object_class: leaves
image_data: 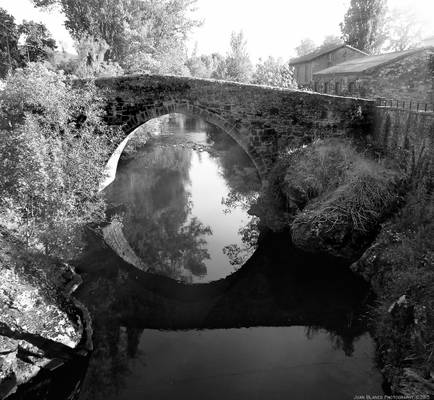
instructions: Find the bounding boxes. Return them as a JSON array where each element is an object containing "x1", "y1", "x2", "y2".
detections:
[
  {"x1": 0, "y1": 63, "x2": 120, "y2": 259},
  {"x1": 251, "y1": 57, "x2": 297, "y2": 89},
  {"x1": 340, "y1": 0, "x2": 388, "y2": 54}
]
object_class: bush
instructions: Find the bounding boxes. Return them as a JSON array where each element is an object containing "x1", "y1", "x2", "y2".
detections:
[
  {"x1": 370, "y1": 177, "x2": 434, "y2": 390},
  {"x1": 0, "y1": 63, "x2": 120, "y2": 259}
]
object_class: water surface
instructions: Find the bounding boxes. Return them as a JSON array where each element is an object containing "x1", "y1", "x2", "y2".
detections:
[
  {"x1": 73, "y1": 114, "x2": 384, "y2": 400},
  {"x1": 104, "y1": 114, "x2": 260, "y2": 283}
]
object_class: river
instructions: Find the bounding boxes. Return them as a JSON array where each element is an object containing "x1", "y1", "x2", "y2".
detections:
[{"x1": 72, "y1": 114, "x2": 385, "y2": 400}]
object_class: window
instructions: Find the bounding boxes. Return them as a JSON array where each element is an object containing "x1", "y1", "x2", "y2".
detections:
[
  {"x1": 348, "y1": 81, "x2": 355, "y2": 94},
  {"x1": 314, "y1": 81, "x2": 319, "y2": 92},
  {"x1": 335, "y1": 81, "x2": 340, "y2": 95},
  {"x1": 324, "y1": 82, "x2": 329, "y2": 93}
]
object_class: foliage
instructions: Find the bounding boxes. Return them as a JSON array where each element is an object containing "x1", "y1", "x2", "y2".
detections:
[
  {"x1": 33, "y1": 0, "x2": 201, "y2": 70},
  {"x1": 0, "y1": 7, "x2": 22, "y2": 78},
  {"x1": 0, "y1": 63, "x2": 120, "y2": 259},
  {"x1": 383, "y1": 7, "x2": 423, "y2": 52},
  {"x1": 293, "y1": 160, "x2": 398, "y2": 239},
  {"x1": 72, "y1": 35, "x2": 124, "y2": 78},
  {"x1": 256, "y1": 139, "x2": 400, "y2": 234},
  {"x1": 369, "y1": 167, "x2": 433, "y2": 389},
  {"x1": 251, "y1": 56, "x2": 297, "y2": 88},
  {"x1": 212, "y1": 31, "x2": 253, "y2": 83},
  {"x1": 340, "y1": 0, "x2": 388, "y2": 53},
  {"x1": 294, "y1": 38, "x2": 316, "y2": 57},
  {"x1": 186, "y1": 50, "x2": 224, "y2": 79},
  {"x1": 123, "y1": 39, "x2": 189, "y2": 76},
  {"x1": 18, "y1": 20, "x2": 57, "y2": 63},
  {"x1": 321, "y1": 35, "x2": 342, "y2": 47}
]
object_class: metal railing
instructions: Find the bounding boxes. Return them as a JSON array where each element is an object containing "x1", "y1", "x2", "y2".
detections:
[{"x1": 375, "y1": 97, "x2": 434, "y2": 112}]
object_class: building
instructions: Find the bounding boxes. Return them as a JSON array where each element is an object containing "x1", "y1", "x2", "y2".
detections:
[
  {"x1": 289, "y1": 44, "x2": 367, "y2": 86},
  {"x1": 312, "y1": 47, "x2": 434, "y2": 104},
  {"x1": 421, "y1": 36, "x2": 434, "y2": 47}
]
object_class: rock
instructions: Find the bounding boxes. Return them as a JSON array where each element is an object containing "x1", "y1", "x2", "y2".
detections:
[
  {"x1": 0, "y1": 337, "x2": 18, "y2": 355},
  {"x1": 0, "y1": 227, "x2": 91, "y2": 395}
]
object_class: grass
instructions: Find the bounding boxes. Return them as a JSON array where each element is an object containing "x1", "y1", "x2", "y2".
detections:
[{"x1": 255, "y1": 138, "x2": 401, "y2": 259}]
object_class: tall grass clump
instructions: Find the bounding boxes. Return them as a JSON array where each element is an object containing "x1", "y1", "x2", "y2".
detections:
[{"x1": 255, "y1": 138, "x2": 401, "y2": 244}]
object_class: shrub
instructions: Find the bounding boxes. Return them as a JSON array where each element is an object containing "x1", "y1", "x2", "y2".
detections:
[{"x1": 0, "y1": 63, "x2": 120, "y2": 259}]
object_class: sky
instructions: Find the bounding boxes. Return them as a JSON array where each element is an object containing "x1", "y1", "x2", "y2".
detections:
[{"x1": 1, "y1": 0, "x2": 433, "y2": 61}]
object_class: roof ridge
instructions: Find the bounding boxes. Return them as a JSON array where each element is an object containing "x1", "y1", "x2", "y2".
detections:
[
  {"x1": 289, "y1": 43, "x2": 366, "y2": 65},
  {"x1": 313, "y1": 47, "x2": 430, "y2": 76}
]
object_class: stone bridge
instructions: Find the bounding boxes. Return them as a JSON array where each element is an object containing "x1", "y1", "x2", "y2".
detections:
[{"x1": 94, "y1": 74, "x2": 375, "y2": 177}]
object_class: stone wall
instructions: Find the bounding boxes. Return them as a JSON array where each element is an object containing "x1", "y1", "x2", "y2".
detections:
[
  {"x1": 313, "y1": 48, "x2": 434, "y2": 103},
  {"x1": 94, "y1": 74, "x2": 374, "y2": 177},
  {"x1": 371, "y1": 107, "x2": 434, "y2": 169}
]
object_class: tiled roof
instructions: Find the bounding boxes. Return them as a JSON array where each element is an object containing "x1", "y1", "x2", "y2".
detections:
[
  {"x1": 313, "y1": 48, "x2": 426, "y2": 75},
  {"x1": 289, "y1": 44, "x2": 367, "y2": 65}
]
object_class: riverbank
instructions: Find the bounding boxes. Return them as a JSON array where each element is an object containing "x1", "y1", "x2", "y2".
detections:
[
  {"x1": 252, "y1": 137, "x2": 433, "y2": 395},
  {"x1": 0, "y1": 226, "x2": 92, "y2": 399},
  {"x1": 352, "y1": 177, "x2": 434, "y2": 395}
]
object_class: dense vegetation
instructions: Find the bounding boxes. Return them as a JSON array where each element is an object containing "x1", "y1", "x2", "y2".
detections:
[
  {"x1": 254, "y1": 139, "x2": 401, "y2": 259},
  {"x1": 0, "y1": 63, "x2": 120, "y2": 259},
  {"x1": 352, "y1": 149, "x2": 434, "y2": 393}
]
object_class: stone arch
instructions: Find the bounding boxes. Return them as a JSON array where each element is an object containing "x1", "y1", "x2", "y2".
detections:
[{"x1": 122, "y1": 100, "x2": 266, "y2": 180}]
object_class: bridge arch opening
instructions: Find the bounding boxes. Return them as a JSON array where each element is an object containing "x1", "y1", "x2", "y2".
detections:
[
  {"x1": 100, "y1": 102, "x2": 264, "y2": 191},
  {"x1": 124, "y1": 102, "x2": 264, "y2": 177},
  {"x1": 100, "y1": 109, "x2": 263, "y2": 284}
]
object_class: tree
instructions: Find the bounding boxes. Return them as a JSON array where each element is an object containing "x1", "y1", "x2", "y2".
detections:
[
  {"x1": 32, "y1": 0, "x2": 201, "y2": 67},
  {"x1": 72, "y1": 35, "x2": 124, "y2": 78},
  {"x1": 384, "y1": 7, "x2": 423, "y2": 52},
  {"x1": 213, "y1": 31, "x2": 252, "y2": 83},
  {"x1": 186, "y1": 46, "x2": 224, "y2": 78},
  {"x1": 0, "y1": 63, "x2": 121, "y2": 258},
  {"x1": 295, "y1": 38, "x2": 316, "y2": 57},
  {"x1": 340, "y1": 0, "x2": 388, "y2": 54},
  {"x1": 321, "y1": 35, "x2": 342, "y2": 47},
  {"x1": 251, "y1": 57, "x2": 297, "y2": 88},
  {"x1": 18, "y1": 20, "x2": 57, "y2": 63},
  {"x1": 0, "y1": 8, "x2": 22, "y2": 78}
]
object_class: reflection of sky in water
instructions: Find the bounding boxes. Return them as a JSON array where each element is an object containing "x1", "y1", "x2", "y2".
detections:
[
  {"x1": 104, "y1": 114, "x2": 259, "y2": 283},
  {"x1": 106, "y1": 327, "x2": 383, "y2": 400},
  {"x1": 187, "y1": 151, "x2": 252, "y2": 282}
]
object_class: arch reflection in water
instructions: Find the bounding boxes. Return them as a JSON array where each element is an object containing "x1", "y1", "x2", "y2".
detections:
[
  {"x1": 75, "y1": 229, "x2": 384, "y2": 400},
  {"x1": 103, "y1": 113, "x2": 261, "y2": 283}
]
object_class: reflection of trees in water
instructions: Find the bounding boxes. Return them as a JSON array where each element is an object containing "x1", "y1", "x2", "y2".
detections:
[
  {"x1": 204, "y1": 124, "x2": 262, "y2": 268},
  {"x1": 77, "y1": 225, "x2": 374, "y2": 400},
  {"x1": 107, "y1": 144, "x2": 212, "y2": 282},
  {"x1": 305, "y1": 326, "x2": 356, "y2": 357},
  {"x1": 79, "y1": 321, "x2": 145, "y2": 400}
]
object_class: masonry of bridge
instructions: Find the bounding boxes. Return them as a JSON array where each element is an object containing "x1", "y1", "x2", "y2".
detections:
[{"x1": 94, "y1": 74, "x2": 375, "y2": 177}]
